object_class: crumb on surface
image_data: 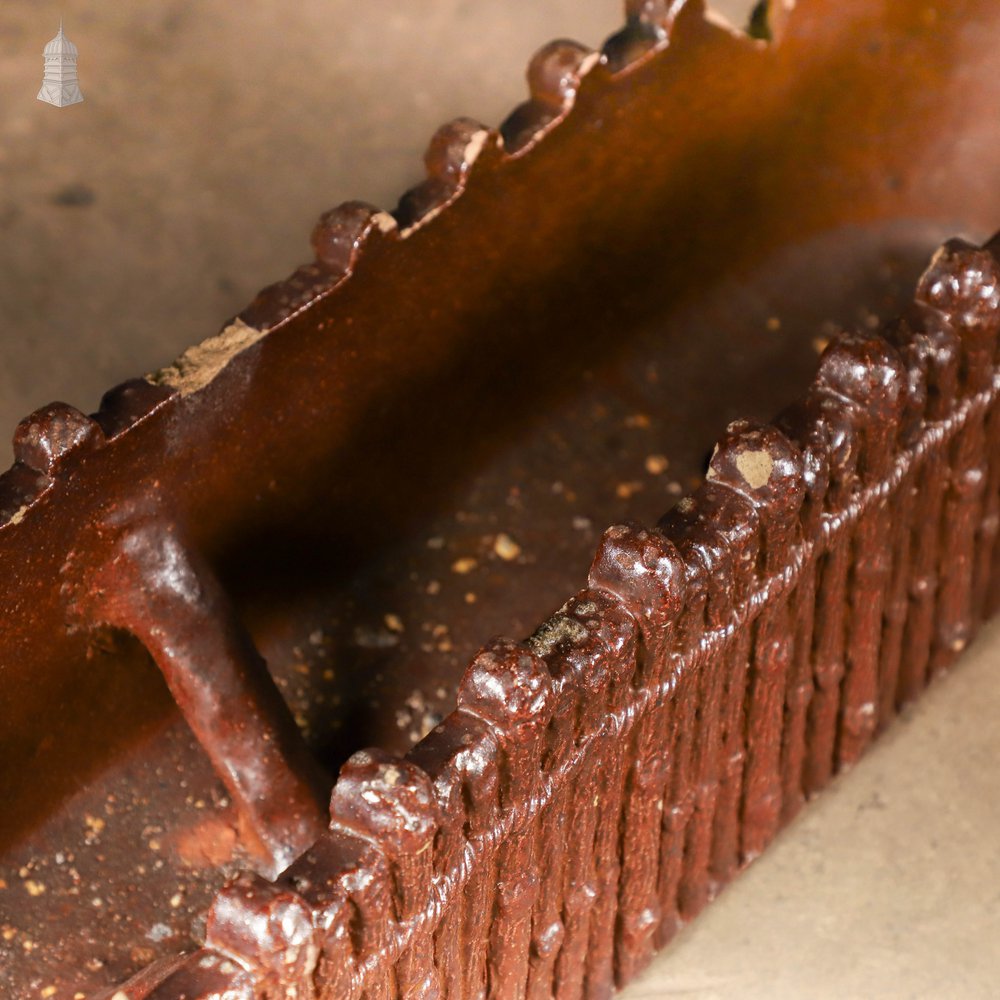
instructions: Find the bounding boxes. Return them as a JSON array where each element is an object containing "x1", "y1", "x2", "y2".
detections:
[
  {"x1": 624, "y1": 413, "x2": 650, "y2": 428},
  {"x1": 616, "y1": 481, "x2": 643, "y2": 499},
  {"x1": 493, "y1": 533, "x2": 521, "y2": 561}
]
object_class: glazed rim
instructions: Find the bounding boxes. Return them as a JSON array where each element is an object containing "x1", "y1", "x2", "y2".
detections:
[
  {"x1": 0, "y1": 0, "x2": 771, "y2": 532},
  {"x1": 2, "y1": 0, "x2": 998, "y2": 996}
]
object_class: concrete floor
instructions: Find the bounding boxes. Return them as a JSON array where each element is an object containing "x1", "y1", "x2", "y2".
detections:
[{"x1": 1, "y1": 2, "x2": 998, "y2": 997}]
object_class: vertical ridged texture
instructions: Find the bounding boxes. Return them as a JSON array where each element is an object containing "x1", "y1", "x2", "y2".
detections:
[
  {"x1": 458, "y1": 639, "x2": 555, "y2": 999},
  {"x1": 874, "y1": 317, "x2": 929, "y2": 731},
  {"x1": 136, "y1": 231, "x2": 1000, "y2": 1000},
  {"x1": 330, "y1": 750, "x2": 441, "y2": 999},
  {"x1": 822, "y1": 334, "x2": 907, "y2": 770},
  {"x1": 406, "y1": 710, "x2": 500, "y2": 999},
  {"x1": 973, "y1": 238, "x2": 1000, "y2": 619},
  {"x1": 658, "y1": 482, "x2": 757, "y2": 918},
  {"x1": 920, "y1": 242, "x2": 1000, "y2": 673},
  {"x1": 894, "y1": 295, "x2": 962, "y2": 704},
  {"x1": 798, "y1": 362, "x2": 862, "y2": 794},
  {"x1": 521, "y1": 593, "x2": 606, "y2": 1000},
  {"x1": 704, "y1": 422, "x2": 804, "y2": 859},
  {"x1": 547, "y1": 593, "x2": 637, "y2": 1000},
  {"x1": 774, "y1": 396, "x2": 829, "y2": 824},
  {"x1": 589, "y1": 524, "x2": 684, "y2": 982}
]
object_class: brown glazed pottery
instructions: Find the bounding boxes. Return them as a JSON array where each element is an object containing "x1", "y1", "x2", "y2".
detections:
[{"x1": 3, "y1": 0, "x2": 1000, "y2": 997}]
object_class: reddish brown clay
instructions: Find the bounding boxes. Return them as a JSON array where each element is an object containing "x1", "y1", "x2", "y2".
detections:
[{"x1": 5, "y1": 0, "x2": 1000, "y2": 997}]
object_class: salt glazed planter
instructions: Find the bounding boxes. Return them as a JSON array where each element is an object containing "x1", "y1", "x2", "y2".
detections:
[{"x1": 3, "y1": 0, "x2": 1000, "y2": 997}]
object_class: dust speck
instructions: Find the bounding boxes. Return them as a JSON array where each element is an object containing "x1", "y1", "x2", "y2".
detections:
[
  {"x1": 616, "y1": 481, "x2": 643, "y2": 499},
  {"x1": 493, "y1": 533, "x2": 521, "y2": 561}
]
